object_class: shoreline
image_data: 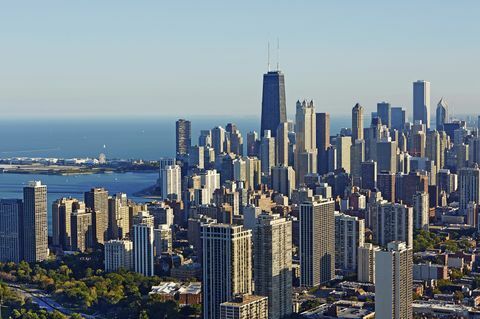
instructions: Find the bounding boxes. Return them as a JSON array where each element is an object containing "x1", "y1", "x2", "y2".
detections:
[{"x1": 0, "y1": 167, "x2": 158, "y2": 176}]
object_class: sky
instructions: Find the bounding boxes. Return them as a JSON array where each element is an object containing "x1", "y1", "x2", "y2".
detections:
[{"x1": 1, "y1": 1, "x2": 479, "y2": 119}]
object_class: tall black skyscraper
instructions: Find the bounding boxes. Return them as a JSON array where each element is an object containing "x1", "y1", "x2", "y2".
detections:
[
  {"x1": 316, "y1": 112, "x2": 330, "y2": 175},
  {"x1": 261, "y1": 71, "x2": 286, "y2": 138},
  {"x1": 176, "y1": 119, "x2": 191, "y2": 156}
]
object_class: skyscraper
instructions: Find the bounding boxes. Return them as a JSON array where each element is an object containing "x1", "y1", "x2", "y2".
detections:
[
  {"x1": 299, "y1": 198, "x2": 335, "y2": 287},
  {"x1": 176, "y1": 119, "x2": 191, "y2": 156},
  {"x1": 202, "y1": 224, "x2": 253, "y2": 319},
  {"x1": 351, "y1": 103, "x2": 364, "y2": 142},
  {"x1": 295, "y1": 100, "x2": 317, "y2": 183},
  {"x1": 413, "y1": 192, "x2": 429, "y2": 231},
  {"x1": 316, "y1": 112, "x2": 331, "y2": 174},
  {"x1": 468, "y1": 137, "x2": 480, "y2": 166},
  {"x1": 133, "y1": 212, "x2": 155, "y2": 276},
  {"x1": 377, "y1": 171, "x2": 396, "y2": 203},
  {"x1": 336, "y1": 136, "x2": 352, "y2": 174},
  {"x1": 391, "y1": 107, "x2": 406, "y2": 130},
  {"x1": 371, "y1": 202, "x2": 413, "y2": 249},
  {"x1": 413, "y1": 80, "x2": 431, "y2": 129},
  {"x1": 334, "y1": 212, "x2": 365, "y2": 271},
  {"x1": 108, "y1": 193, "x2": 130, "y2": 240},
  {"x1": 375, "y1": 241, "x2": 413, "y2": 319},
  {"x1": 426, "y1": 130, "x2": 441, "y2": 172},
  {"x1": 71, "y1": 207, "x2": 93, "y2": 252},
  {"x1": 23, "y1": 181, "x2": 48, "y2": 262},
  {"x1": 161, "y1": 165, "x2": 182, "y2": 200},
  {"x1": 52, "y1": 197, "x2": 79, "y2": 249},
  {"x1": 458, "y1": 165, "x2": 480, "y2": 213},
  {"x1": 377, "y1": 101, "x2": 392, "y2": 128},
  {"x1": 271, "y1": 165, "x2": 296, "y2": 197},
  {"x1": 261, "y1": 70, "x2": 286, "y2": 138},
  {"x1": 260, "y1": 130, "x2": 275, "y2": 176},
  {"x1": 85, "y1": 187, "x2": 109, "y2": 246},
  {"x1": 0, "y1": 199, "x2": 23, "y2": 263},
  {"x1": 276, "y1": 122, "x2": 289, "y2": 166},
  {"x1": 376, "y1": 140, "x2": 397, "y2": 174},
  {"x1": 357, "y1": 243, "x2": 380, "y2": 284},
  {"x1": 253, "y1": 214, "x2": 292, "y2": 319},
  {"x1": 105, "y1": 239, "x2": 133, "y2": 272},
  {"x1": 350, "y1": 139, "x2": 365, "y2": 183},
  {"x1": 361, "y1": 160, "x2": 377, "y2": 190},
  {"x1": 247, "y1": 131, "x2": 260, "y2": 157},
  {"x1": 154, "y1": 225, "x2": 172, "y2": 255},
  {"x1": 436, "y1": 98, "x2": 448, "y2": 131},
  {"x1": 212, "y1": 126, "x2": 226, "y2": 155}
]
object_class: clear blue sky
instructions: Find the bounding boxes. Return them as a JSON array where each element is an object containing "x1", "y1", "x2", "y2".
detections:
[{"x1": 1, "y1": 1, "x2": 479, "y2": 118}]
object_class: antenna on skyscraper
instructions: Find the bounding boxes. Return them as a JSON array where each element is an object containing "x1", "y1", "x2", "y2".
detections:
[
  {"x1": 276, "y1": 38, "x2": 280, "y2": 70},
  {"x1": 267, "y1": 41, "x2": 271, "y2": 71}
]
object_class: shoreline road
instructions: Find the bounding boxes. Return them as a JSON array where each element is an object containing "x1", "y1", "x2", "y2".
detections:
[{"x1": 7, "y1": 283, "x2": 98, "y2": 319}]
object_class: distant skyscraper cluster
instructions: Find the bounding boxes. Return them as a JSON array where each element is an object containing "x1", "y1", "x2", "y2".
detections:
[{"x1": 2, "y1": 64, "x2": 480, "y2": 319}]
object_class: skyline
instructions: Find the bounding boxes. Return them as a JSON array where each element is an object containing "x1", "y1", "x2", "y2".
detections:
[{"x1": 1, "y1": 1, "x2": 480, "y2": 117}]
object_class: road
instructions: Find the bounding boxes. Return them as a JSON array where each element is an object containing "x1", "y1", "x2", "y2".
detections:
[{"x1": 7, "y1": 283, "x2": 98, "y2": 319}]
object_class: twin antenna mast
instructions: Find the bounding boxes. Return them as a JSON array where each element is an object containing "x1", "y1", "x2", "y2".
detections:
[{"x1": 267, "y1": 38, "x2": 280, "y2": 71}]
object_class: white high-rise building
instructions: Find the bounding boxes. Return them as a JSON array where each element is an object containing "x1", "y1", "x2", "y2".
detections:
[
  {"x1": 158, "y1": 157, "x2": 176, "y2": 190},
  {"x1": 375, "y1": 241, "x2": 413, "y2": 319},
  {"x1": 294, "y1": 100, "x2": 317, "y2": 184},
  {"x1": 336, "y1": 136, "x2": 352, "y2": 174},
  {"x1": 413, "y1": 192, "x2": 429, "y2": 231},
  {"x1": 458, "y1": 165, "x2": 480, "y2": 213},
  {"x1": 161, "y1": 165, "x2": 181, "y2": 200},
  {"x1": 212, "y1": 126, "x2": 226, "y2": 155},
  {"x1": 202, "y1": 224, "x2": 252, "y2": 319},
  {"x1": 299, "y1": 197, "x2": 335, "y2": 287},
  {"x1": 108, "y1": 193, "x2": 130, "y2": 240},
  {"x1": 245, "y1": 157, "x2": 262, "y2": 190},
  {"x1": 260, "y1": 130, "x2": 275, "y2": 176},
  {"x1": 371, "y1": 202, "x2": 413, "y2": 249},
  {"x1": 233, "y1": 158, "x2": 247, "y2": 183},
  {"x1": 253, "y1": 214, "x2": 292, "y2": 319},
  {"x1": 104, "y1": 239, "x2": 133, "y2": 272},
  {"x1": 334, "y1": 212, "x2": 365, "y2": 271},
  {"x1": 413, "y1": 80, "x2": 431, "y2": 129},
  {"x1": 201, "y1": 169, "x2": 221, "y2": 200},
  {"x1": 133, "y1": 213, "x2": 154, "y2": 276},
  {"x1": 276, "y1": 122, "x2": 289, "y2": 166},
  {"x1": 351, "y1": 103, "x2": 364, "y2": 142},
  {"x1": 426, "y1": 130, "x2": 441, "y2": 174},
  {"x1": 357, "y1": 243, "x2": 380, "y2": 283},
  {"x1": 23, "y1": 181, "x2": 48, "y2": 262}
]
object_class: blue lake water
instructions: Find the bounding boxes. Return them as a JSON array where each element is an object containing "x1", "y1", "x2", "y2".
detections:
[
  {"x1": 0, "y1": 172, "x2": 159, "y2": 235},
  {"x1": 0, "y1": 116, "x2": 353, "y2": 160}
]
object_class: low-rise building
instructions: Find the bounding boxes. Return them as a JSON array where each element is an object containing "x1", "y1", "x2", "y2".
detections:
[
  {"x1": 413, "y1": 262, "x2": 449, "y2": 281},
  {"x1": 220, "y1": 294, "x2": 268, "y2": 319},
  {"x1": 149, "y1": 282, "x2": 201, "y2": 306}
]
